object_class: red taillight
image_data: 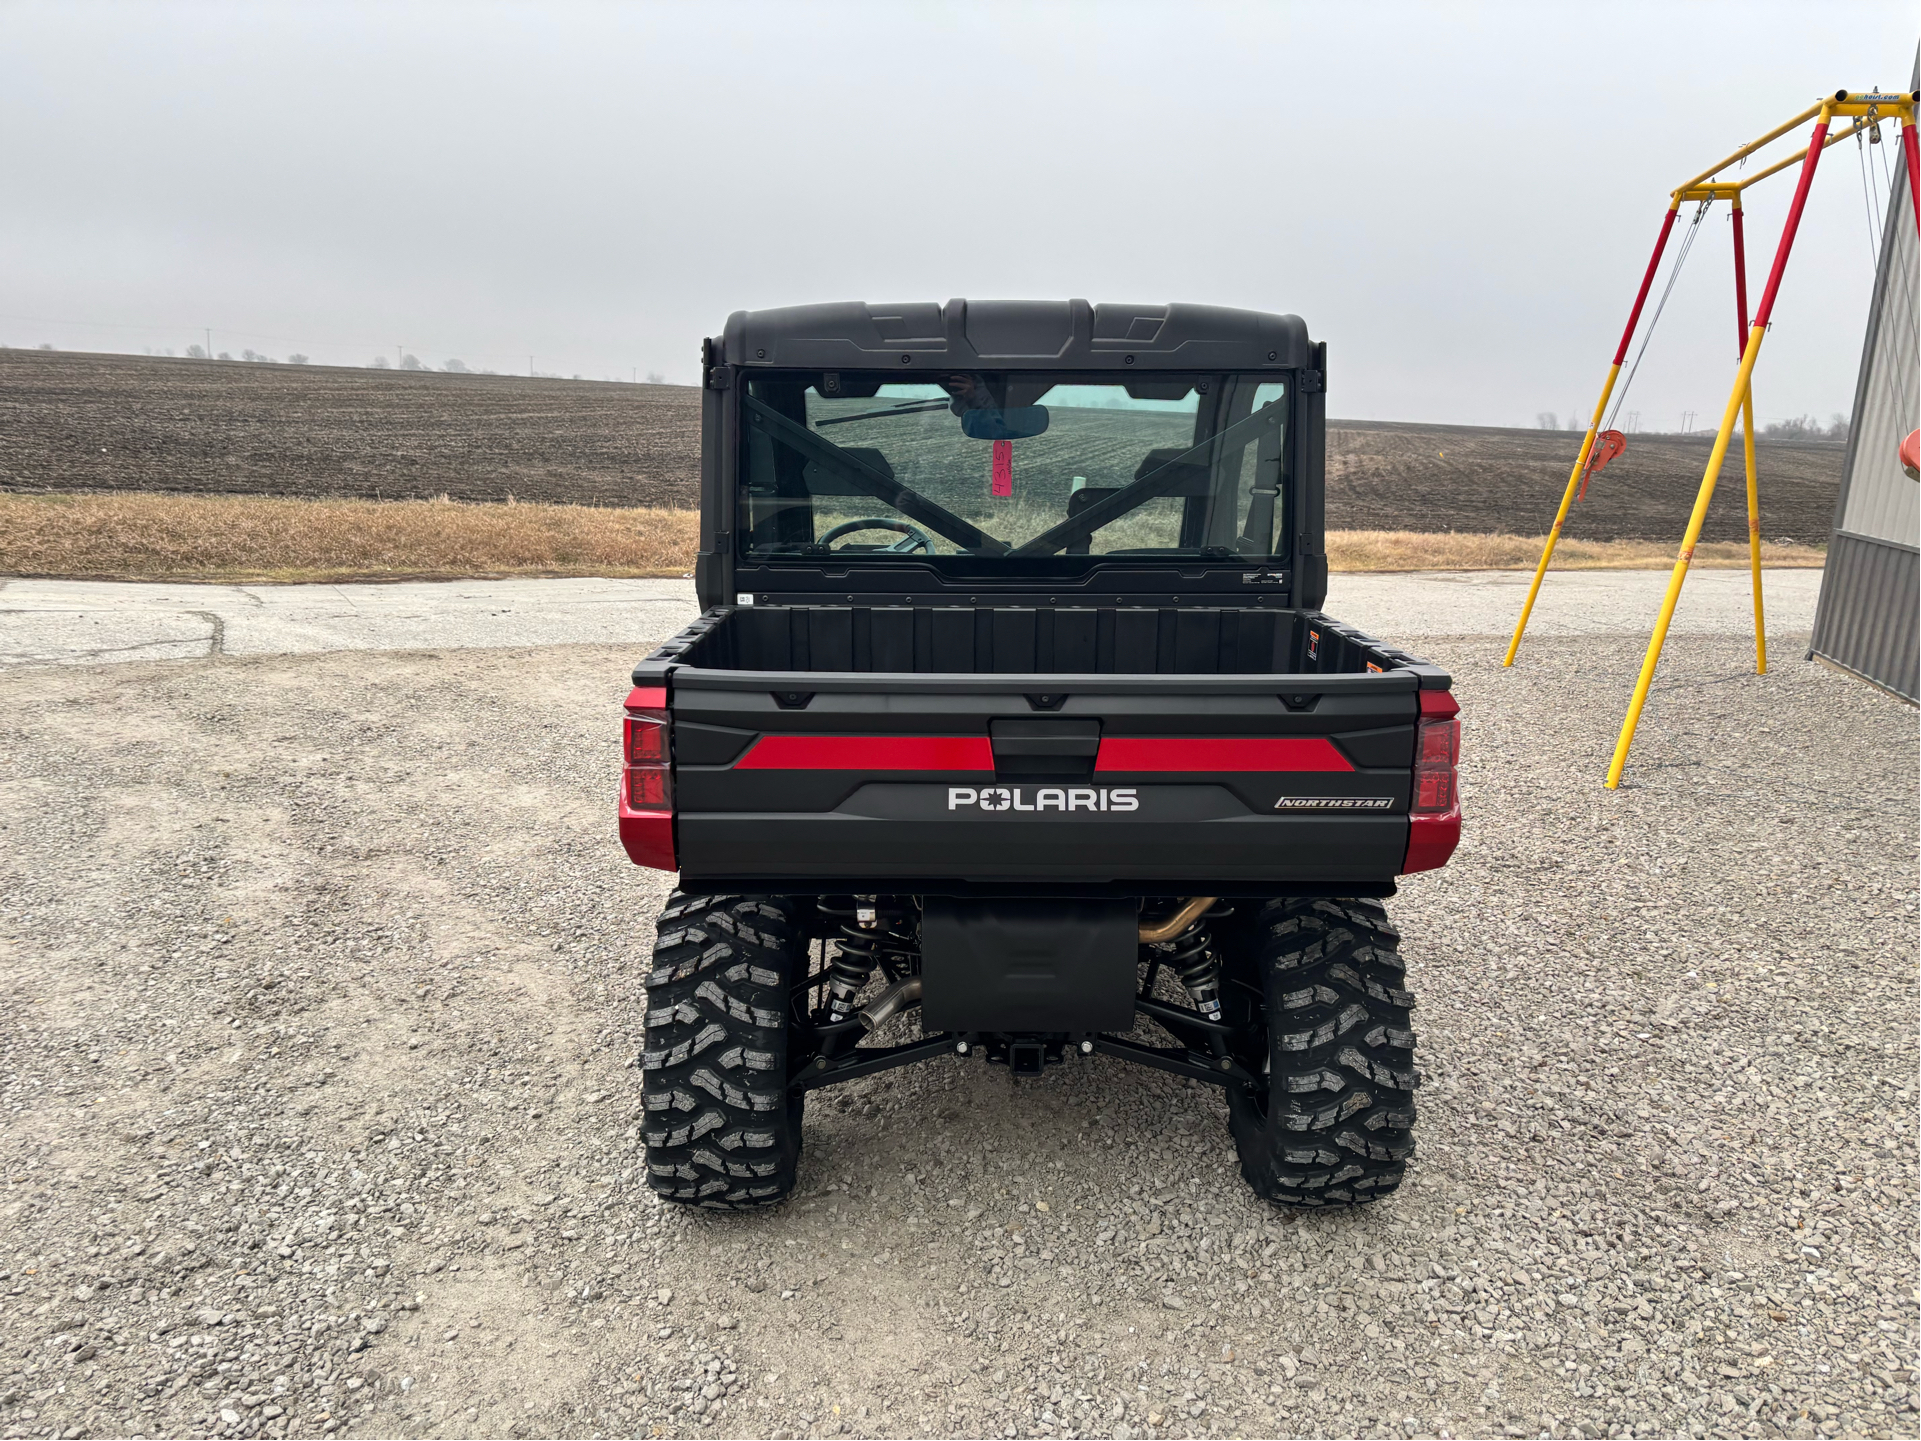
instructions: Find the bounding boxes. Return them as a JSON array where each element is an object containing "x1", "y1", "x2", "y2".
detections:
[
  {"x1": 623, "y1": 711, "x2": 672, "y2": 809},
  {"x1": 1413, "y1": 717, "x2": 1459, "y2": 812},
  {"x1": 622, "y1": 687, "x2": 671, "y2": 811},
  {"x1": 626, "y1": 714, "x2": 667, "y2": 765},
  {"x1": 627, "y1": 764, "x2": 670, "y2": 807},
  {"x1": 619, "y1": 685, "x2": 675, "y2": 872},
  {"x1": 1403, "y1": 690, "x2": 1461, "y2": 874}
]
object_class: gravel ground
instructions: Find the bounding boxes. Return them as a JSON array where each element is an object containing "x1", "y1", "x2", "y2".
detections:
[{"x1": 0, "y1": 634, "x2": 1914, "y2": 1441}]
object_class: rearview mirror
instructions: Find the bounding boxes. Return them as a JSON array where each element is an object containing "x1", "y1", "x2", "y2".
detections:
[{"x1": 960, "y1": 407, "x2": 1050, "y2": 441}]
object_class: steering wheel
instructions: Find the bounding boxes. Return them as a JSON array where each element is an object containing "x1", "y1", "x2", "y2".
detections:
[{"x1": 818, "y1": 518, "x2": 935, "y2": 554}]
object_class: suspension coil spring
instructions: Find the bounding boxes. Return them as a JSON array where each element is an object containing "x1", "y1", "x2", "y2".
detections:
[
  {"x1": 820, "y1": 896, "x2": 917, "y2": 1020},
  {"x1": 1164, "y1": 915, "x2": 1222, "y2": 1021}
]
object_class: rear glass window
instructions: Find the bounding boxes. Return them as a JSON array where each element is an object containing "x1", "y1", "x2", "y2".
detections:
[{"x1": 739, "y1": 371, "x2": 1290, "y2": 571}]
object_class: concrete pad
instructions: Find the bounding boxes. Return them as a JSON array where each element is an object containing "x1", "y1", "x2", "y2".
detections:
[
  {"x1": 0, "y1": 577, "x2": 700, "y2": 668},
  {"x1": 1325, "y1": 566, "x2": 1822, "y2": 640},
  {"x1": 0, "y1": 606, "x2": 217, "y2": 667},
  {"x1": 0, "y1": 568, "x2": 1820, "y2": 668}
]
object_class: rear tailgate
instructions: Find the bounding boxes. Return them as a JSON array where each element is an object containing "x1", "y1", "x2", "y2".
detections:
[{"x1": 664, "y1": 667, "x2": 1424, "y2": 892}]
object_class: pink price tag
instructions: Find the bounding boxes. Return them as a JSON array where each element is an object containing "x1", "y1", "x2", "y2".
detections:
[{"x1": 990, "y1": 439, "x2": 1013, "y2": 497}]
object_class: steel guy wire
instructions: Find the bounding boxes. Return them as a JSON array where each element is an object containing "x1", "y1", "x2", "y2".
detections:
[
  {"x1": 1874, "y1": 129, "x2": 1920, "y2": 422},
  {"x1": 1860, "y1": 124, "x2": 1920, "y2": 432},
  {"x1": 1856, "y1": 128, "x2": 1885, "y2": 279},
  {"x1": 1601, "y1": 200, "x2": 1709, "y2": 440},
  {"x1": 1853, "y1": 128, "x2": 1908, "y2": 428}
]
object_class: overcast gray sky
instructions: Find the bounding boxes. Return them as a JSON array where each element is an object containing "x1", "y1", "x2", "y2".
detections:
[{"x1": 3, "y1": 1, "x2": 1914, "y2": 427}]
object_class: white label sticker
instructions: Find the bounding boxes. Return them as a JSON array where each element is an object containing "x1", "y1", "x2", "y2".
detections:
[{"x1": 735, "y1": 594, "x2": 755, "y2": 606}]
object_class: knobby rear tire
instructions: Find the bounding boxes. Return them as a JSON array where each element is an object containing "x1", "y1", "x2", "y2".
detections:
[
  {"x1": 640, "y1": 892, "x2": 806, "y2": 1209},
  {"x1": 1227, "y1": 897, "x2": 1418, "y2": 1207}
]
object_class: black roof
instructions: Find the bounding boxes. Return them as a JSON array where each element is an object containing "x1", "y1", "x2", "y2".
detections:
[{"x1": 719, "y1": 299, "x2": 1311, "y2": 373}]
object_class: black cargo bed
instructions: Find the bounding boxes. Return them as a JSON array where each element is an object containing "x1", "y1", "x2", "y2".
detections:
[{"x1": 640, "y1": 603, "x2": 1448, "y2": 684}]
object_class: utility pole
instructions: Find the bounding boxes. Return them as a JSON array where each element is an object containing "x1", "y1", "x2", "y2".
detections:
[
  {"x1": 528, "y1": 355, "x2": 534, "y2": 377},
  {"x1": 397, "y1": 344, "x2": 404, "y2": 370},
  {"x1": 205, "y1": 328, "x2": 212, "y2": 360}
]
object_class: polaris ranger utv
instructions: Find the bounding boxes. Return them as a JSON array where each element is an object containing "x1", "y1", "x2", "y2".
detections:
[{"x1": 621, "y1": 300, "x2": 1461, "y2": 1210}]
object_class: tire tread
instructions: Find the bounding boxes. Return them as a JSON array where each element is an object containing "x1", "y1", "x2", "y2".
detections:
[
  {"x1": 641, "y1": 891, "x2": 805, "y2": 1209},
  {"x1": 1229, "y1": 896, "x2": 1417, "y2": 1207}
]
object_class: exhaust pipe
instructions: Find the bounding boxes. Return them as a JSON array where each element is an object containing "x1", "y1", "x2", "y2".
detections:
[
  {"x1": 857, "y1": 976, "x2": 922, "y2": 1032},
  {"x1": 1139, "y1": 897, "x2": 1216, "y2": 944}
]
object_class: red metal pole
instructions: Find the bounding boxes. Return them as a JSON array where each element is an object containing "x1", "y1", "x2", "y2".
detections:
[
  {"x1": 1614, "y1": 206, "x2": 1681, "y2": 365},
  {"x1": 1605, "y1": 113, "x2": 1834, "y2": 787},
  {"x1": 1502, "y1": 203, "x2": 1681, "y2": 667},
  {"x1": 1752, "y1": 118, "x2": 1833, "y2": 328},
  {"x1": 1731, "y1": 197, "x2": 1764, "y2": 673},
  {"x1": 1902, "y1": 121, "x2": 1920, "y2": 231},
  {"x1": 1731, "y1": 204, "x2": 1750, "y2": 347}
]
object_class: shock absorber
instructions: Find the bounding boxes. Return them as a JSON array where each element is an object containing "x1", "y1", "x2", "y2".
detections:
[
  {"x1": 820, "y1": 896, "x2": 917, "y2": 1022},
  {"x1": 1165, "y1": 911, "x2": 1222, "y2": 1022}
]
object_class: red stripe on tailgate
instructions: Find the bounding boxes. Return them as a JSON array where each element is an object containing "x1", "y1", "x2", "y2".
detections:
[
  {"x1": 1094, "y1": 737, "x2": 1354, "y2": 773},
  {"x1": 733, "y1": 735, "x2": 995, "y2": 771}
]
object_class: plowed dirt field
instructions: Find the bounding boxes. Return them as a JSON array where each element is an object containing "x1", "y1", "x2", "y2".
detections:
[
  {"x1": 1328, "y1": 418, "x2": 1842, "y2": 546},
  {"x1": 0, "y1": 350, "x2": 700, "y2": 509},
  {"x1": 0, "y1": 349, "x2": 1846, "y2": 542}
]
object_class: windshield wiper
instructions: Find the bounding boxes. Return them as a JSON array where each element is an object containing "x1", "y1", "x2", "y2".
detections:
[{"x1": 814, "y1": 399, "x2": 953, "y2": 427}]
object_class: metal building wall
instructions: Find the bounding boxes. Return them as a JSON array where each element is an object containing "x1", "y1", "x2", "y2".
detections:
[{"x1": 1809, "y1": 103, "x2": 1919, "y2": 702}]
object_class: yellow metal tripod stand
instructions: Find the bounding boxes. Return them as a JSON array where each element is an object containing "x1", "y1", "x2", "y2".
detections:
[{"x1": 1503, "y1": 90, "x2": 1921, "y2": 787}]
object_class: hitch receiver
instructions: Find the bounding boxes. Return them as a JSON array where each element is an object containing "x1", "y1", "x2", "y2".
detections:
[
  {"x1": 973, "y1": 1034, "x2": 1068, "y2": 1077},
  {"x1": 1008, "y1": 1040, "x2": 1047, "y2": 1077}
]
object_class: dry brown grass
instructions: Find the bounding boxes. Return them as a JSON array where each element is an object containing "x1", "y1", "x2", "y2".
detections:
[
  {"x1": 0, "y1": 492, "x2": 1825, "y2": 583},
  {"x1": 0, "y1": 492, "x2": 700, "y2": 583},
  {"x1": 1325, "y1": 529, "x2": 1826, "y2": 572}
]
